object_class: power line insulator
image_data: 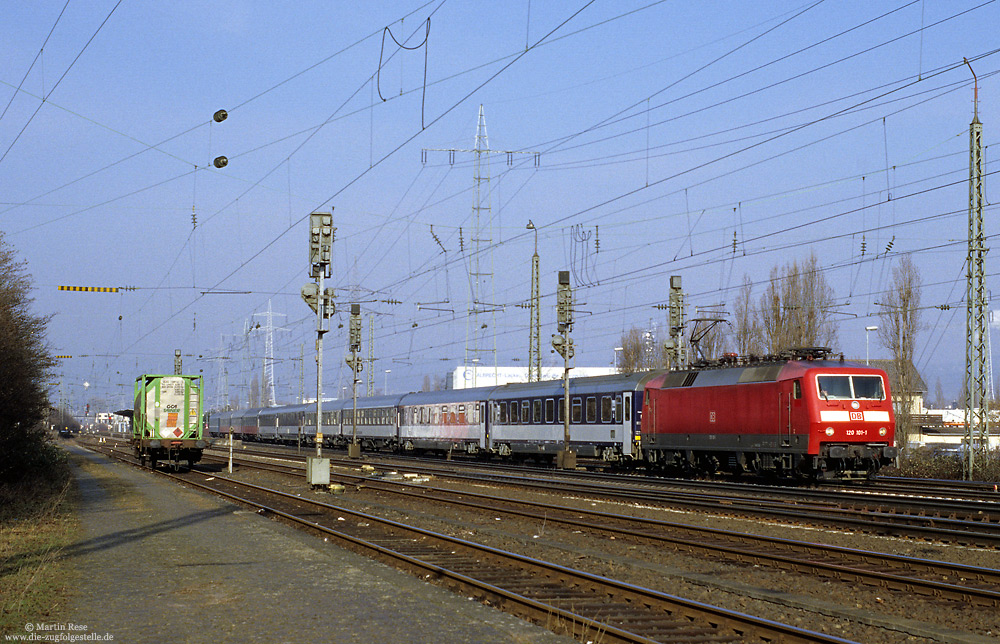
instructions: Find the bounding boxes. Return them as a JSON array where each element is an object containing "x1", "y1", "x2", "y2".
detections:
[
  {"x1": 213, "y1": 156, "x2": 228, "y2": 169},
  {"x1": 213, "y1": 109, "x2": 228, "y2": 123}
]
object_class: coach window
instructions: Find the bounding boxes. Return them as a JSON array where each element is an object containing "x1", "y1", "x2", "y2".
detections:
[
  {"x1": 458, "y1": 405, "x2": 466, "y2": 424},
  {"x1": 520, "y1": 400, "x2": 530, "y2": 423},
  {"x1": 498, "y1": 402, "x2": 507, "y2": 424},
  {"x1": 586, "y1": 396, "x2": 597, "y2": 423},
  {"x1": 571, "y1": 397, "x2": 583, "y2": 423},
  {"x1": 558, "y1": 398, "x2": 565, "y2": 423},
  {"x1": 601, "y1": 396, "x2": 612, "y2": 423},
  {"x1": 545, "y1": 399, "x2": 554, "y2": 423},
  {"x1": 624, "y1": 396, "x2": 631, "y2": 421},
  {"x1": 532, "y1": 399, "x2": 542, "y2": 423},
  {"x1": 614, "y1": 395, "x2": 623, "y2": 423}
]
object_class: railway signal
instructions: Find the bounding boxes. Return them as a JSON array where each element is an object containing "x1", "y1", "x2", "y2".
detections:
[
  {"x1": 347, "y1": 304, "x2": 362, "y2": 459},
  {"x1": 552, "y1": 271, "x2": 576, "y2": 470},
  {"x1": 664, "y1": 276, "x2": 687, "y2": 370},
  {"x1": 304, "y1": 210, "x2": 335, "y2": 485}
]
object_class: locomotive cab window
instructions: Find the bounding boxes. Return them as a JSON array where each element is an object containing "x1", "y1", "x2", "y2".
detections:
[
  {"x1": 851, "y1": 376, "x2": 885, "y2": 400},
  {"x1": 817, "y1": 375, "x2": 884, "y2": 400},
  {"x1": 793, "y1": 380, "x2": 802, "y2": 399},
  {"x1": 817, "y1": 376, "x2": 851, "y2": 399}
]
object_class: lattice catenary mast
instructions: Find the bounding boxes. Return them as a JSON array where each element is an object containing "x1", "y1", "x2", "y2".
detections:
[
  {"x1": 423, "y1": 106, "x2": 538, "y2": 386},
  {"x1": 964, "y1": 58, "x2": 988, "y2": 479}
]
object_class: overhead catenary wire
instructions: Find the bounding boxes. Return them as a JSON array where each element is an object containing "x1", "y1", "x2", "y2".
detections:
[{"x1": 34, "y1": 2, "x2": 996, "y2": 397}]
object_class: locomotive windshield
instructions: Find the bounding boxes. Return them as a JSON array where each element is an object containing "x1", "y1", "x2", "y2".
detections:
[
  {"x1": 816, "y1": 375, "x2": 885, "y2": 400},
  {"x1": 851, "y1": 376, "x2": 885, "y2": 399}
]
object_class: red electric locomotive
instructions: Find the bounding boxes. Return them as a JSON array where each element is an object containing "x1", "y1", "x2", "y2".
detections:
[{"x1": 640, "y1": 348, "x2": 897, "y2": 480}]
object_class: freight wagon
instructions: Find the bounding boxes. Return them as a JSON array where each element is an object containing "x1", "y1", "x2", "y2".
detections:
[{"x1": 132, "y1": 374, "x2": 208, "y2": 470}]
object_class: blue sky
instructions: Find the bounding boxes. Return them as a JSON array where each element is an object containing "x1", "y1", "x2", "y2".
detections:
[{"x1": 2, "y1": 0, "x2": 998, "y2": 412}]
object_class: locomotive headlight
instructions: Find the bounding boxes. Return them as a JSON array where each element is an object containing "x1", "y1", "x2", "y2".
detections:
[
  {"x1": 825, "y1": 427, "x2": 835, "y2": 436},
  {"x1": 878, "y1": 427, "x2": 887, "y2": 436}
]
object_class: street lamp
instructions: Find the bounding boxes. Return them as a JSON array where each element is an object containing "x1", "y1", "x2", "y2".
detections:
[
  {"x1": 865, "y1": 326, "x2": 878, "y2": 365},
  {"x1": 613, "y1": 347, "x2": 624, "y2": 369},
  {"x1": 384, "y1": 369, "x2": 391, "y2": 394}
]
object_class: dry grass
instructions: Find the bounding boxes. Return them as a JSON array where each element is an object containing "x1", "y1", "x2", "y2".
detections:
[{"x1": 0, "y1": 461, "x2": 79, "y2": 635}]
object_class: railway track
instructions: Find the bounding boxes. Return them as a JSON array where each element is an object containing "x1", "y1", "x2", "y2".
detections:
[
  {"x1": 221, "y1": 443, "x2": 1000, "y2": 513},
  {"x1": 88, "y1": 441, "x2": 856, "y2": 644},
  {"x1": 205, "y1": 443, "x2": 1000, "y2": 549},
  {"x1": 197, "y1": 450, "x2": 1000, "y2": 610}
]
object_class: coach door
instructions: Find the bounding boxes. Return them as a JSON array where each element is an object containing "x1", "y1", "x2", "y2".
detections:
[
  {"x1": 480, "y1": 401, "x2": 489, "y2": 449},
  {"x1": 621, "y1": 392, "x2": 633, "y2": 456}
]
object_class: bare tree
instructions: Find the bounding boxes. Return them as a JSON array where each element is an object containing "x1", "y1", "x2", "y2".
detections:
[
  {"x1": 249, "y1": 374, "x2": 260, "y2": 407},
  {"x1": 878, "y1": 255, "x2": 921, "y2": 451},
  {"x1": 933, "y1": 378, "x2": 944, "y2": 409},
  {"x1": 758, "y1": 252, "x2": 838, "y2": 353},
  {"x1": 618, "y1": 327, "x2": 658, "y2": 373},
  {"x1": 729, "y1": 275, "x2": 763, "y2": 356},
  {"x1": 0, "y1": 232, "x2": 56, "y2": 482},
  {"x1": 617, "y1": 325, "x2": 688, "y2": 373}
]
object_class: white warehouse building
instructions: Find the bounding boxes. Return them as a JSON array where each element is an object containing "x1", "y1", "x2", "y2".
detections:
[{"x1": 447, "y1": 365, "x2": 617, "y2": 389}]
